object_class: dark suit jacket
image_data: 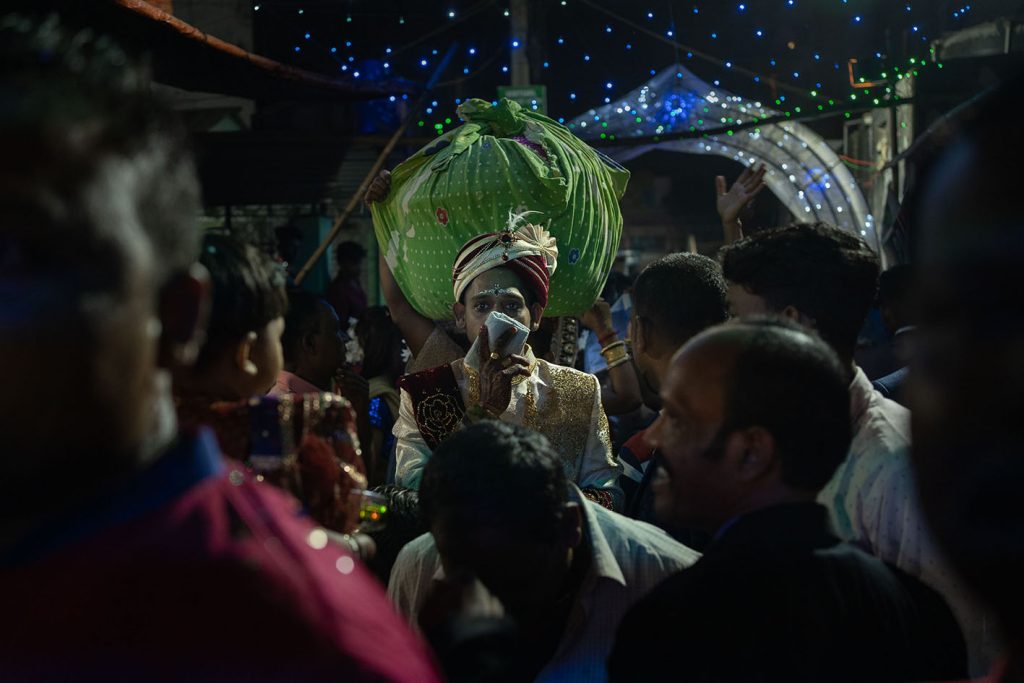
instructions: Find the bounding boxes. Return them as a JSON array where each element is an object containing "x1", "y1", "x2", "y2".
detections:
[
  {"x1": 872, "y1": 366, "x2": 909, "y2": 406},
  {"x1": 608, "y1": 503, "x2": 966, "y2": 683}
]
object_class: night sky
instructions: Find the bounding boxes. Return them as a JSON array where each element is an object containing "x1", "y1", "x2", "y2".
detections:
[{"x1": 254, "y1": 0, "x2": 1018, "y2": 128}]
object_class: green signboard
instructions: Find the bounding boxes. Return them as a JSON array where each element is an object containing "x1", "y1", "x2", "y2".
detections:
[{"x1": 497, "y1": 84, "x2": 547, "y2": 115}]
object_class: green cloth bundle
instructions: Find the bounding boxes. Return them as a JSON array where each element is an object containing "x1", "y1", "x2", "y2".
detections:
[{"x1": 371, "y1": 98, "x2": 629, "y2": 319}]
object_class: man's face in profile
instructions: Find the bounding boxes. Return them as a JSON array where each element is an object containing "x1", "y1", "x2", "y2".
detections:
[{"x1": 0, "y1": 153, "x2": 163, "y2": 500}]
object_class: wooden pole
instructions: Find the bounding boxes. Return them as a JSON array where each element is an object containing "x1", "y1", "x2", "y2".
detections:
[{"x1": 294, "y1": 43, "x2": 459, "y2": 286}]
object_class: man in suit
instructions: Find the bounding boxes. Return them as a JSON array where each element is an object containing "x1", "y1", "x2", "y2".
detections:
[
  {"x1": 608, "y1": 318, "x2": 966, "y2": 683},
  {"x1": 719, "y1": 222, "x2": 986, "y2": 667}
]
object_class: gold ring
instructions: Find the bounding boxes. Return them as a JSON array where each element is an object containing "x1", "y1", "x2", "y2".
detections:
[{"x1": 489, "y1": 351, "x2": 501, "y2": 361}]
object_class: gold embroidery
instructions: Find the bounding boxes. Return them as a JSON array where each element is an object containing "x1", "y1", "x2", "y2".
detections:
[
  {"x1": 462, "y1": 356, "x2": 602, "y2": 476},
  {"x1": 535, "y1": 362, "x2": 599, "y2": 473},
  {"x1": 415, "y1": 390, "x2": 465, "y2": 446},
  {"x1": 466, "y1": 364, "x2": 480, "y2": 409}
]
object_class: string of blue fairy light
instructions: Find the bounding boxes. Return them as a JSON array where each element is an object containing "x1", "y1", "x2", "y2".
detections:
[{"x1": 261, "y1": 0, "x2": 967, "y2": 136}]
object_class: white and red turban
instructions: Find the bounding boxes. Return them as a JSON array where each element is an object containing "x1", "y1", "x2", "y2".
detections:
[{"x1": 452, "y1": 212, "x2": 559, "y2": 308}]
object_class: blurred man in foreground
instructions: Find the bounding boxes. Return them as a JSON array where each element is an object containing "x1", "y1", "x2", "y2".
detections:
[{"x1": 0, "y1": 14, "x2": 437, "y2": 681}]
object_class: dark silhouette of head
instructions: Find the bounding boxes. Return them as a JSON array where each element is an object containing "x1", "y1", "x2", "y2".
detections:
[
  {"x1": 185, "y1": 232, "x2": 288, "y2": 398},
  {"x1": 910, "y1": 70, "x2": 1024, "y2": 644},
  {"x1": 0, "y1": 13, "x2": 203, "y2": 521},
  {"x1": 355, "y1": 305, "x2": 404, "y2": 381},
  {"x1": 419, "y1": 421, "x2": 582, "y2": 623},
  {"x1": 281, "y1": 290, "x2": 347, "y2": 390},
  {"x1": 630, "y1": 253, "x2": 729, "y2": 401},
  {"x1": 648, "y1": 317, "x2": 851, "y2": 533},
  {"x1": 334, "y1": 240, "x2": 367, "y2": 280},
  {"x1": 720, "y1": 223, "x2": 879, "y2": 367}
]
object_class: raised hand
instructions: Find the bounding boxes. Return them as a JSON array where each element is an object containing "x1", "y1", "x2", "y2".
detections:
[
  {"x1": 364, "y1": 169, "x2": 392, "y2": 205},
  {"x1": 715, "y1": 164, "x2": 767, "y2": 225},
  {"x1": 579, "y1": 298, "x2": 614, "y2": 337},
  {"x1": 476, "y1": 325, "x2": 530, "y2": 417}
]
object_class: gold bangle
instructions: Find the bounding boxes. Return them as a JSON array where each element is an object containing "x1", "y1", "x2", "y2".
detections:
[
  {"x1": 606, "y1": 354, "x2": 632, "y2": 370},
  {"x1": 600, "y1": 340, "x2": 626, "y2": 354},
  {"x1": 601, "y1": 341, "x2": 629, "y2": 366}
]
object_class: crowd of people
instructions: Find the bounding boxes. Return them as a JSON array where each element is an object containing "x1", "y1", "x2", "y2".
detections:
[{"x1": 3, "y1": 12, "x2": 1023, "y2": 683}]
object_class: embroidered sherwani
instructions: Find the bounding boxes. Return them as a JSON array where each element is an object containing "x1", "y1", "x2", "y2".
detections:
[{"x1": 392, "y1": 347, "x2": 624, "y2": 509}]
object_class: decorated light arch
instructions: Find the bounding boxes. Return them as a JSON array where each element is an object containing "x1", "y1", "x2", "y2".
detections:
[{"x1": 568, "y1": 65, "x2": 879, "y2": 252}]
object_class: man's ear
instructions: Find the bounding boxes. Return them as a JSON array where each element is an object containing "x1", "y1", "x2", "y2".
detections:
[
  {"x1": 727, "y1": 426, "x2": 778, "y2": 483},
  {"x1": 234, "y1": 331, "x2": 260, "y2": 376},
  {"x1": 302, "y1": 327, "x2": 319, "y2": 357},
  {"x1": 529, "y1": 303, "x2": 544, "y2": 331},
  {"x1": 453, "y1": 301, "x2": 467, "y2": 332},
  {"x1": 157, "y1": 263, "x2": 211, "y2": 370},
  {"x1": 781, "y1": 305, "x2": 816, "y2": 331},
  {"x1": 634, "y1": 315, "x2": 653, "y2": 357},
  {"x1": 559, "y1": 502, "x2": 584, "y2": 549}
]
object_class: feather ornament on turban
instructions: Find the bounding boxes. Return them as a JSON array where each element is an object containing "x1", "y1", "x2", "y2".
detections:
[{"x1": 451, "y1": 211, "x2": 559, "y2": 308}]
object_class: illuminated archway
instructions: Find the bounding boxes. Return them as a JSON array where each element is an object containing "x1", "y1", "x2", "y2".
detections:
[{"x1": 569, "y1": 65, "x2": 879, "y2": 251}]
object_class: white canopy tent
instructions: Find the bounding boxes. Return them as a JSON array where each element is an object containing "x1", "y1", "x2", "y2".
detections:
[{"x1": 568, "y1": 65, "x2": 879, "y2": 252}]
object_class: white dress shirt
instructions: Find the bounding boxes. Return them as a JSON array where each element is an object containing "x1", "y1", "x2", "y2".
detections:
[
  {"x1": 393, "y1": 347, "x2": 624, "y2": 507},
  {"x1": 388, "y1": 487, "x2": 700, "y2": 683},
  {"x1": 819, "y1": 365, "x2": 996, "y2": 673}
]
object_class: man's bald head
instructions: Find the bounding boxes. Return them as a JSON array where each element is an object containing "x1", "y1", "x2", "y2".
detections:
[
  {"x1": 686, "y1": 319, "x2": 851, "y2": 490},
  {"x1": 648, "y1": 317, "x2": 852, "y2": 532}
]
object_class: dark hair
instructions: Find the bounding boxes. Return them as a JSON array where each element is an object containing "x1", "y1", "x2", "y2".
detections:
[
  {"x1": 420, "y1": 421, "x2": 568, "y2": 540},
  {"x1": 281, "y1": 289, "x2": 324, "y2": 364},
  {"x1": 601, "y1": 270, "x2": 634, "y2": 303},
  {"x1": 717, "y1": 317, "x2": 852, "y2": 491},
  {"x1": 195, "y1": 233, "x2": 288, "y2": 369},
  {"x1": 877, "y1": 264, "x2": 914, "y2": 308},
  {"x1": 356, "y1": 306, "x2": 403, "y2": 379},
  {"x1": 335, "y1": 240, "x2": 367, "y2": 267},
  {"x1": 719, "y1": 223, "x2": 879, "y2": 362},
  {"x1": 633, "y1": 253, "x2": 729, "y2": 346},
  {"x1": 0, "y1": 13, "x2": 200, "y2": 291}
]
